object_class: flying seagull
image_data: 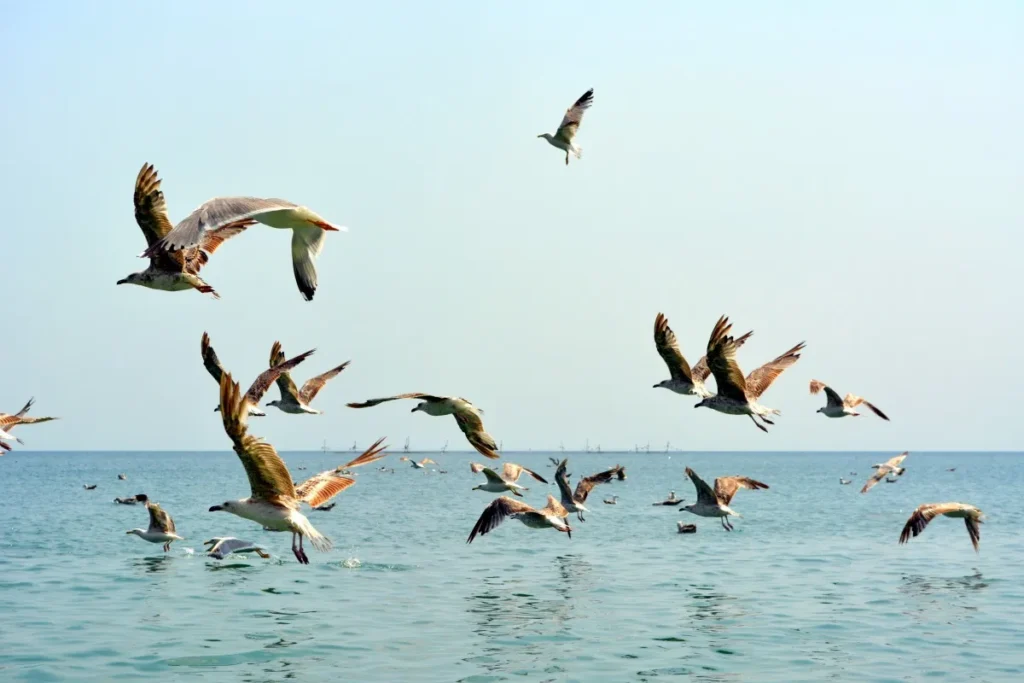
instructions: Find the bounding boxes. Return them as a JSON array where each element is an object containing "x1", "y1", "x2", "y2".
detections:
[
  {"x1": 555, "y1": 459, "x2": 622, "y2": 522},
  {"x1": 347, "y1": 393, "x2": 501, "y2": 460},
  {"x1": 470, "y1": 461, "x2": 547, "y2": 497},
  {"x1": 201, "y1": 332, "x2": 314, "y2": 417},
  {"x1": 210, "y1": 373, "x2": 366, "y2": 564},
  {"x1": 694, "y1": 316, "x2": 805, "y2": 432},
  {"x1": 682, "y1": 467, "x2": 769, "y2": 531},
  {"x1": 118, "y1": 164, "x2": 251, "y2": 299},
  {"x1": 400, "y1": 456, "x2": 436, "y2": 469},
  {"x1": 538, "y1": 88, "x2": 594, "y2": 165},
  {"x1": 125, "y1": 494, "x2": 184, "y2": 552},
  {"x1": 861, "y1": 452, "x2": 908, "y2": 494},
  {"x1": 467, "y1": 495, "x2": 572, "y2": 543},
  {"x1": 653, "y1": 313, "x2": 752, "y2": 398},
  {"x1": 899, "y1": 503, "x2": 984, "y2": 552},
  {"x1": 204, "y1": 537, "x2": 271, "y2": 560},
  {"x1": 139, "y1": 177, "x2": 346, "y2": 301},
  {"x1": 810, "y1": 380, "x2": 889, "y2": 420},
  {"x1": 265, "y1": 341, "x2": 348, "y2": 415},
  {"x1": 0, "y1": 398, "x2": 59, "y2": 451}
]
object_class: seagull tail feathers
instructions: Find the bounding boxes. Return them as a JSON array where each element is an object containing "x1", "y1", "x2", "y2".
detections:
[{"x1": 294, "y1": 515, "x2": 332, "y2": 552}]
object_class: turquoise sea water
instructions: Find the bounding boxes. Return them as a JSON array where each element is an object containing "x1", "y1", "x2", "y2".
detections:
[{"x1": 1, "y1": 450, "x2": 1022, "y2": 682}]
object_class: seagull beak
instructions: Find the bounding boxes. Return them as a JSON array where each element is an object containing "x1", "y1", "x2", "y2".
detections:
[
  {"x1": 208, "y1": 505, "x2": 223, "y2": 512},
  {"x1": 410, "y1": 407, "x2": 417, "y2": 413},
  {"x1": 116, "y1": 278, "x2": 127, "y2": 285},
  {"x1": 652, "y1": 384, "x2": 659, "y2": 388}
]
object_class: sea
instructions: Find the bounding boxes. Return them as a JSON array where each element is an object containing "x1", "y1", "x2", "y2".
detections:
[{"x1": 1, "y1": 450, "x2": 1022, "y2": 682}]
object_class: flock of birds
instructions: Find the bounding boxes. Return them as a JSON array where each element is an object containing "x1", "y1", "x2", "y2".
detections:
[{"x1": 3, "y1": 88, "x2": 984, "y2": 562}]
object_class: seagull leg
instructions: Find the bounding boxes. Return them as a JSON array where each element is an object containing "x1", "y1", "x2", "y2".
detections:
[
  {"x1": 759, "y1": 415, "x2": 775, "y2": 425},
  {"x1": 749, "y1": 414, "x2": 768, "y2": 432},
  {"x1": 291, "y1": 532, "x2": 303, "y2": 563},
  {"x1": 298, "y1": 535, "x2": 309, "y2": 564}
]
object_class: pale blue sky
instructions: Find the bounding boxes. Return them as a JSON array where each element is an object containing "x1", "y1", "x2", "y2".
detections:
[{"x1": 2, "y1": 2, "x2": 1021, "y2": 451}]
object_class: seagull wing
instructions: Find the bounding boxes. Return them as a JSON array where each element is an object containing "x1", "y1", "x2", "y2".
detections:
[
  {"x1": 503, "y1": 462, "x2": 547, "y2": 484},
  {"x1": 268, "y1": 341, "x2": 301, "y2": 402},
  {"x1": 219, "y1": 372, "x2": 297, "y2": 500},
  {"x1": 885, "y1": 452, "x2": 908, "y2": 469},
  {"x1": 200, "y1": 332, "x2": 227, "y2": 384},
  {"x1": 554, "y1": 88, "x2": 594, "y2": 143},
  {"x1": 294, "y1": 472, "x2": 356, "y2": 508},
  {"x1": 860, "y1": 468, "x2": 889, "y2": 494},
  {"x1": 146, "y1": 501, "x2": 176, "y2": 534},
  {"x1": 339, "y1": 437, "x2": 389, "y2": 470},
  {"x1": 291, "y1": 225, "x2": 327, "y2": 301},
  {"x1": 454, "y1": 409, "x2": 500, "y2": 460},
  {"x1": 692, "y1": 330, "x2": 752, "y2": 383},
  {"x1": 540, "y1": 494, "x2": 570, "y2": 520},
  {"x1": 653, "y1": 313, "x2": 692, "y2": 382},
  {"x1": 744, "y1": 342, "x2": 806, "y2": 400},
  {"x1": 481, "y1": 467, "x2": 506, "y2": 485},
  {"x1": 185, "y1": 221, "x2": 253, "y2": 275},
  {"x1": 466, "y1": 496, "x2": 535, "y2": 543},
  {"x1": 245, "y1": 348, "x2": 315, "y2": 406},
  {"x1": 899, "y1": 503, "x2": 980, "y2": 549},
  {"x1": 555, "y1": 459, "x2": 576, "y2": 506},
  {"x1": 469, "y1": 462, "x2": 485, "y2": 474},
  {"x1": 143, "y1": 196, "x2": 303, "y2": 255},
  {"x1": 574, "y1": 466, "x2": 619, "y2": 503},
  {"x1": 299, "y1": 361, "x2": 350, "y2": 404},
  {"x1": 809, "y1": 380, "x2": 843, "y2": 408},
  {"x1": 134, "y1": 163, "x2": 186, "y2": 272},
  {"x1": 347, "y1": 393, "x2": 441, "y2": 409},
  {"x1": 713, "y1": 476, "x2": 769, "y2": 505},
  {"x1": 685, "y1": 467, "x2": 719, "y2": 506},
  {"x1": 844, "y1": 393, "x2": 890, "y2": 420},
  {"x1": 705, "y1": 316, "x2": 749, "y2": 401}
]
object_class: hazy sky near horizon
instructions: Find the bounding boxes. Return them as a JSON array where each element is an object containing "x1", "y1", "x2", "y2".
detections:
[{"x1": 2, "y1": 2, "x2": 1021, "y2": 452}]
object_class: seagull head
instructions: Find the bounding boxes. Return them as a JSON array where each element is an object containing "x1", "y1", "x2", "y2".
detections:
[
  {"x1": 815, "y1": 407, "x2": 824, "y2": 414},
  {"x1": 116, "y1": 273, "x2": 141, "y2": 286},
  {"x1": 653, "y1": 380, "x2": 669, "y2": 390},
  {"x1": 208, "y1": 502, "x2": 232, "y2": 512},
  {"x1": 537, "y1": 133, "x2": 552, "y2": 141},
  {"x1": 126, "y1": 529, "x2": 144, "y2": 537},
  {"x1": 265, "y1": 399, "x2": 280, "y2": 408},
  {"x1": 411, "y1": 403, "x2": 423, "y2": 414}
]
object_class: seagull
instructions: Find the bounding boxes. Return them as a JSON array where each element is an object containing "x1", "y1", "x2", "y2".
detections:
[
  {"x1": 118, "y1": 474, "x2": 127, "y2": 480},
  {"x1": 265, "y1": 341, "x2": 348, "y2": 415},
  {"x1": 615, "y1": 467, "x2": 627, "y2": 481},
  {"x1": 400, "y1": 456, "x2": 436, "y2": 469},
  {"x1": 314, "y1": 503, "x2": 336, "y2": 512},
  {"x1": 201, "y1": 332, "x2": 314, "y2": 416},
  {"x1": 603, "y1": 496, "x2": 619, "y2": 505},
  {"x1": 809, "y1": 380, "x2": 889, "y2": 420},
  {"x1": 204, "y1": 537, "x2": 271, "y2": 560},
  {"x1": 0, "y1": 398, "x2": 59, "y2": 451},
  {"x1": 538, "y1": 88, "x2": 594, "y2": 165},
  {"x1": 653, "y1": 313, "x2": 752, "y2": 398},
  {"x1": 947, "y1": 468, "x2": 957, "y2": 472},
  {"x1": 885, "y1": 476, "x2": 899, "y2": 483},
  {"x1": 653, "y1": 491, "x2": 684, "y2": 506},
  {"x1": 83, "y1": 484, "x2": 98, "y2": 490},
  {"x1": 470, "y1": 461, "x2": 547, "y2": 497},
  {"x1": 347, "y1": 393, "x2": 501, "y2": 459},
  {"x1": 839, "y1": 478, "x2": 852, "y2": 485},
  {"x1": 118, "y1": 164, "x2": 250, "y2": 299},
  {"x1": 555, "y1": 459, "x2": 621, "y2": 522},
  {"x1": 125, "y1": 495, "x2": 184, "y2": 552},
  {"x1": 682, "y1": 468, "x2": 769, "y2": 531},
  {"x1": 899, "y1": 503, "x2": 984, "y2": 552},
  {"x1": 861, "y1": 452, "x2": 908, "y2": 494},
  {"x1": 677, "y1": 522, "x2": 697, "y2": 534},
  {"x1": 139, "y1": 179, "x2": 346, "y2": 301},
  {"x1": 466, "y1": 495, "x2": 572, "y2": 543},
  {"x1": 210, "y1": 372, "x2": 380, "y2": 564},
  {"x1": 114, "y1": 495, "x2": 143, "y2": 505},
  {"x1": 694, "y1": 316, "x2": 805, "y2": 432}
]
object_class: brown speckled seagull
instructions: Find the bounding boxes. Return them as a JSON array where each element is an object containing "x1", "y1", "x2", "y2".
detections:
[
  {"x1": 265, "y1": 341, "x2": 349, "y2": 415},
  {"x1": 0, "y1": 398, "x2": 59, "y2": 452},
  {"x1": 467, "y1": 495, "x2": 572, "y2": 543},
  {"x1": 201, "y1": 332, "x2": 314, "y2": 417},
  {"x1": 118, "y1": 164, "x2": 251, "y2": 299},
  {"x1": 810, "y1": 380, "x2": 889, "y2": 420},
  {"x1": 860, "y1": 452, "x2": 908, "y2": 494},
  {"x1": 653, "y1": 312, "x2": 752, "y2": 398},
  {"x1": 899, "y1": 503, "x2": 984, "y2": 552}
]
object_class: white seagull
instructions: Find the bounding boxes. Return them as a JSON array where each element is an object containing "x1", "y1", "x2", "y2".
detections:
[
  {"x1": 347, "y1": 393, "x2": 501, "y2": 459},
  {"x1": 538, "y1": 88, "x2": 594, "y2": 165},
  {"x1": 126, "y1": 495, "x2": 184, "y2": 551},
  {"x1": 118, "y1": 164, "x2": 251, "y2": 299},
  {"x1": 204, "y1": 537, "x2": 271, "y2": 560},
  {"x1": 694, "y1": 316, "x2": 805, "y2": 432},
  {"x1": 209, "y1": 372, "x2": 383, "y2": 564},
  {"x1": 682, "y1": 467, "x2": 769, "y2": 531},
  {"x1": 653, "y1": 312, "x2": 752, "y2": 398},
  {"x1": 265, "y1": 341, "x2": 349, "y2": 415},
  {"x1": 860, "y1": 452, "x2": 908, "y2": 494},
  {"x1": 470, "y1": 461, "x2": 547, "y2": 497},
  {"x1": 810, "y1": 380, "x2": 889, "y2": 420},
  {"x1": 467, "y1": 495, "x2": 573, "y2": 543},
  {"x1": 899, "y1": 503, "x2": 984, "y2": 552},
  {"x1": 201, "y1": 332, "x2": 314, "y2": 417},
  {"x1": 140, "y1": 184, "x2": 346, "y2": 301}
]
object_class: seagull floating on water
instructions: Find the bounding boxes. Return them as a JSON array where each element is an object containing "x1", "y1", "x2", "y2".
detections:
[
  {"x1": 126, "y1": 494, "x2": 184, "y2": 552},
  {"x1": 83, "y1": 484, "x2": 97, "y2": 490},
  {"x1": 140, "y1": 178, "x2": 345, "y2": 301},
  {"x1": 899, "y1": 503, "x2": 984, "y2": 552},
  {"x1": 695, "y1": 316, "x2": 805, "y2": 432},
  {"x1": 538, "y1": 88, "x2": 593, "y2": 165},
  {"x1": 266, "y1": 341, "x2": 348, "y2": 415},
  {"x1": 202, "y1": 332, "x2": 314, "y2": 417},
  {"x1": 653, "y1": 491, "x2": 684, "y2": 506},
  {"x1": 860, "y1": 452, "x2": 908, "y2": 494},
  {"x1": 677, "y1": 522, "x2": 697, "y2": 534},
  {"x1": 839, "y1": 478, "x2": 852, "y2": 485},
  {"x1": 204, "y1": 537, "x2": 271, "y2": 560},
  {"x1": 467, "y1": 495, "x2": 572, "y2": 543},
  {"x1": 603, "y1": 496, "x2": 619, "y2": 505},
  {"x1": 114, "y1": 495, "x2": 143, "y2": 505},
  {"x1": 653, "y1": 312, "x2": 752, "y2": 398},
  {"x1": 683, "y1": 468, "x2": 769, "y2": 531},
  {"x1": 118, "y1": 164, "x2": 250, "y2": 299},
  {"x1": 347, "y1": 393, "x2": 501, "y2": 460},
  {"x1": 118, "y1": 474, "x2": 127, "y2": 480},
  {"x1": 470, "y1": 461, "x2": 547, "y2": 497},
  {"x1": 555, "y1": 459, "x2": 622, "y2": 522},
  {"x1": 809, "y1": 380, "x2": 889, "y2": 420}
]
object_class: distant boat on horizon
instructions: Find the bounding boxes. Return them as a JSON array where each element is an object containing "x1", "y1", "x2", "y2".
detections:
[{"x1": 403, "y1": 437, "x2": 410, "y2": 453}]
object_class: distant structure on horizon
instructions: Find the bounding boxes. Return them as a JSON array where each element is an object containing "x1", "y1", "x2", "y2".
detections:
[
  {"x1": 441, "y1": 440, "x2": 448, "y2": 454},
  {"x1": 403, "y1": 437, "x2": 410, "y2": 454}
]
